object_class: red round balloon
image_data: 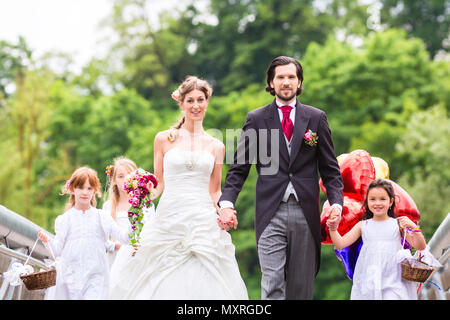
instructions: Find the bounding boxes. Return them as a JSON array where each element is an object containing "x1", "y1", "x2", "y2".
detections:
[{"x1": 387, "y1": 179, "x2": 420, "y2": 224}]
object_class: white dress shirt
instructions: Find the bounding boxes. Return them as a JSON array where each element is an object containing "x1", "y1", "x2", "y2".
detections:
[{"x1": 275, "y1": 99, "x2": 299, "y2": 202}]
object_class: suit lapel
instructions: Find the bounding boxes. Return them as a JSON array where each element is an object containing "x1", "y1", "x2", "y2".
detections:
[
  {"x1": 289, "y1": 101, "x2": 310, "y2": 168},
  {"x1": 264, "y1": 100, "x2": 289, "y2": 164}
]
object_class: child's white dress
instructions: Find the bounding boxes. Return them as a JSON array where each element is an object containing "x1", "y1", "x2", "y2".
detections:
[
  {"x1": 351, "y1": 217, "x2": 417, "y2": 300},
  {"x1": 102, "y1": 200, "x2": 155, "y2": 266},
  {"x1": 46, "y1": 206, "x2": 131, "y2": 300}
]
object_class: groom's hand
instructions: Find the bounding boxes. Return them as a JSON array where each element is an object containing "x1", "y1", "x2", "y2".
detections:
[
  {"x1": 217, "y1": 208, "x2": 238, "y2": 231},
  {"x1": 326, "y1": 207, "x2": 341, "y2": 231}
]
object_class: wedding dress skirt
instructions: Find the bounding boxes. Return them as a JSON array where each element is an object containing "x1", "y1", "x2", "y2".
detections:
[{"x1": 109, "y1": 148, "x2": 248, "y2": 299}]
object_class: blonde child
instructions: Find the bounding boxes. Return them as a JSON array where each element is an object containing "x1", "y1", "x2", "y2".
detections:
[
  {"x1": 103, "y1": 157, "x2": 156, "y2": 262},
  {"x1": 327, "y1": 179, "x2": 426, "y2": 300},
  {"x1": 38, "y1": 166, "x2": 131, "y2": 300},
  {"x1": 102, "y1": 157, "x2": 155, "y2": 290}
]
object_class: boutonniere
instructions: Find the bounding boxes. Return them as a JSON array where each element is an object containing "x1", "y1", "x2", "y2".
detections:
[{"x1": 304, "y1": 130, "x2": 318, "y2": 147}]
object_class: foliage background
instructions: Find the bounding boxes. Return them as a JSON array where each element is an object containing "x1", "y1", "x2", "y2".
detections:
[{"x1": 1, "y1": 0, "x2": 448, "y2": 300}]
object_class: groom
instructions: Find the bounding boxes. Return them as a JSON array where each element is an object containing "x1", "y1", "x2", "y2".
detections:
[{"x1": 218, "y1": 56, "x2": 343, "y2": 299}]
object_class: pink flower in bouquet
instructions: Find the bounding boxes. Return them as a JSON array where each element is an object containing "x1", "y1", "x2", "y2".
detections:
[
  {"x1": 149, "y1": 175, "x2": 158, "y2": 188},
  {"x1": 124, "y1": 168, "x2": 158, "y2": 256},
  {"x1": 133, "y1": 189, "x2": 141, "y2": 198},
  {"x1": 138, "y1": 180, "x2": 147, "y2": 188},
  {"x1": 129, "y1": 197, "x2": 140, "y2": 207}
]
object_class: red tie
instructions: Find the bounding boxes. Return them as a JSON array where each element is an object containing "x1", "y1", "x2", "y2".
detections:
[{"x1": 279, "y1": 105, "x2": 294, "y2": 141}]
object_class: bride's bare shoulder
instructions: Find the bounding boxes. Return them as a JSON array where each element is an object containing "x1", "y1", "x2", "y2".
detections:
[
  {"x1": 154, "y1": 130, "x2": 176, "y2": 152},
  {"x1": 204, "y1": 133, "x2": 224, "y2": 150},
  {"x1": 155, "y1": 130, "x2": 170, "y2": 140}
]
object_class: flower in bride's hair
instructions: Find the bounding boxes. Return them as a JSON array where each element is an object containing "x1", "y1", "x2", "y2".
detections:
[{"x1": 171, "y1": 89, "x2": 180, "y2": 102}]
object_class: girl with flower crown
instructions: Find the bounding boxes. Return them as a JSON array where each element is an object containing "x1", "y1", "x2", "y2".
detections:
[
  {"x1": 102, "y1": 157, "x2": 155, "y2": 288},
  {"x1": 37, "y1": 167, "x2": 131, "y2": 300}
]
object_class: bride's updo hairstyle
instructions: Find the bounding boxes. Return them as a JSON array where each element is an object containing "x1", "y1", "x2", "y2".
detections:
[{"x1": 168, "y1": 75, "x2": 213, "y2": 142}]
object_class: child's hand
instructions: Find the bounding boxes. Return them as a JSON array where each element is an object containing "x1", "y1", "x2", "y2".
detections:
[
  {"x1": 114, "y1": 242, "x2": 122, "y2": 251},
  {"x1": 38, "y1": 230, "x2": 49, "y2": 243},
  {"x1": 327, "y1": 215, "x2": 340, "y2": 231},
  {"x1": 397, "y1": 216, "x2": 417, "y2": 230}
]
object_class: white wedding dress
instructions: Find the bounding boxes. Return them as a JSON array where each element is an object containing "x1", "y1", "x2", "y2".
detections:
[{"x1": 109, "y1": 147, "x2": 248, "y2": 299}]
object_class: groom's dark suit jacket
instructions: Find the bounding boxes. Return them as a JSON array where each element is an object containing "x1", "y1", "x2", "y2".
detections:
[{"x1": 220, "y1": 99, "x2": 343, "y2": 275}]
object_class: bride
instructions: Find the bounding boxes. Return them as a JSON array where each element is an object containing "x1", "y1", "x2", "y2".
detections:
[{"x1": 109, "y1": 76, "x2": 248, "y2": 299}]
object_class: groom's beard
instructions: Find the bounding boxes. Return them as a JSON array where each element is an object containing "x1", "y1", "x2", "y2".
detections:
[{"x1": 275, "y1": 90, "x2": 297, "y2": 103}]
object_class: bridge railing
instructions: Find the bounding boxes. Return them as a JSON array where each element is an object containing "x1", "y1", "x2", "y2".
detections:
[
  {"x1": 0, "y1": 205, "x2": 54, "y2": 300},
  {"x1": 418, "y1": 213, "x2": 450, "y2": 300}
]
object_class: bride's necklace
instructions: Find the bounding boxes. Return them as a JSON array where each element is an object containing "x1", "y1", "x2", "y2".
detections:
[{"x1": 180, "y1": 126, "x2": 204, "y2": 171}]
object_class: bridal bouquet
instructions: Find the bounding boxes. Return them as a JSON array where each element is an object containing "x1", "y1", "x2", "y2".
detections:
[{"x1": 124, "y1": 168, "x2": 158, "y2": 256}]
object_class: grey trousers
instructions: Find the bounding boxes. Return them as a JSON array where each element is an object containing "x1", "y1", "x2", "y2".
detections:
[{"x1": 257, "y1": 195, "x2": 317, "y2": 300}]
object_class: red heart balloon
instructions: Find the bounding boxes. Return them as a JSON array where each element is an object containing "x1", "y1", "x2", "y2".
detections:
[
  {"x1": 320, "y1": 149, "x2": 375, "y2": 201},
  {"x1": 340, "y1": 150, "x2": 376, "y2": 201}
]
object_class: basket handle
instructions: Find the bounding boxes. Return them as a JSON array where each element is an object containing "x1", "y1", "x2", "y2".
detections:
[
  {"x1": 45, "y1": 241, "x2": 56, "y2": 261},
  {"x1": 24, "y1": 237, "x2": 57, "y2": 266},
  {"x1": 24, "y1": 238, "x2": 39, "y2": 266}
]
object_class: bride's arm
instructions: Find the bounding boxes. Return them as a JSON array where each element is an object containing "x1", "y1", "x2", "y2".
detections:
[
  {"x1": 210, "y1": 140, "x2": 237, "y2": 230},
  {"x1": 151, "y1": 131, "x2": 166, "y2": 200},
  {"x1": 209, "y1": 141, "x2": 225, "y2": 213}
]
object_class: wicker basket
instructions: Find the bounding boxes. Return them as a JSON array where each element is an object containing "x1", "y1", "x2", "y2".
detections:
[
  {"x1": 20, "y1": 267, "x2": 56, "y2": 290},
  {"x1": 400, "y1": 258, "x2": 434, "y2": 283}
]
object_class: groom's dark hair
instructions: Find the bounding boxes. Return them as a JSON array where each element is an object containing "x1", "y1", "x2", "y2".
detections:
[{"x1": 265, "y1": 56, "x2": 304, "y2": 96}]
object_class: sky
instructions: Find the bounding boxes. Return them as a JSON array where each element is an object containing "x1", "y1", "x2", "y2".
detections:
[{"x1": 0, "y1": 0, "x2": 183, "y2": 73}]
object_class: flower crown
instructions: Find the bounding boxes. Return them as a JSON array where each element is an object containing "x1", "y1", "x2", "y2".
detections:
[
  {"x1": 105, "y1": 165, "x2": 114, "y2": 181},
  {"x1": 64, "y1": 179, "x2": 70, "y2": 193},
  {"x1": 171, "y1": 89, "x2": 180, "y2": 102}
]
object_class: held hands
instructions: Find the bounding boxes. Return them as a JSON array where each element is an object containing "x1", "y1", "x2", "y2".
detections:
[
  {"x1": 37, "y1": 230, "x2": 49, "y2": 243},
  {"x1": 114, "y1": 242, "x2": 122, "y2": 251},
  {"x1": 326, "y1": 207, "x2": 342, "y2": 232},
  {"x1": 217, "y1": 208, "x2": 238, "y2": 231}
]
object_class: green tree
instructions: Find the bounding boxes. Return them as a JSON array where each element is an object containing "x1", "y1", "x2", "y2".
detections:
[
  {"x1": 99, "y1": 0, "x2": 195, "y2": 103},
  {"x1": 301, "y1": 29, "x2": 443, "y2": 163},
  {"x1": 193, "y1": 0, "x2": 370, "y2": 95},
  {"x1": 0, "y1": 37, "x2": 32, "y2": 101},
  {"x1": 3, "y1": 69, "x2": 53, "y2": 222},
  {"x1": 395, "y1": 105, "x2": 450, "y2": 240},
  {"x1": 379, "y1": 0, "x2": 450, "y2": 57}
]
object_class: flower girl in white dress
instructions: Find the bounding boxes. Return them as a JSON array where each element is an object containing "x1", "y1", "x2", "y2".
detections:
[
  {"x1": 38, "y1": 167, "x2": 131, "y2": 299},
  {"x1": 327, "y1": 179, "x2": 427, "y2": 299},
  {"x1": 109, "y1": 76, "x2": 248, "y2": 300},
  {"x1": 102, "y1": 157, "x2": 155, "y2": 287}
]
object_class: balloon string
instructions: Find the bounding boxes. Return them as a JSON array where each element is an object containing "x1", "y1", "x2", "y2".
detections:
[{"x1": 425, "y1": 280, "x2": 441, "y2": 290}]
